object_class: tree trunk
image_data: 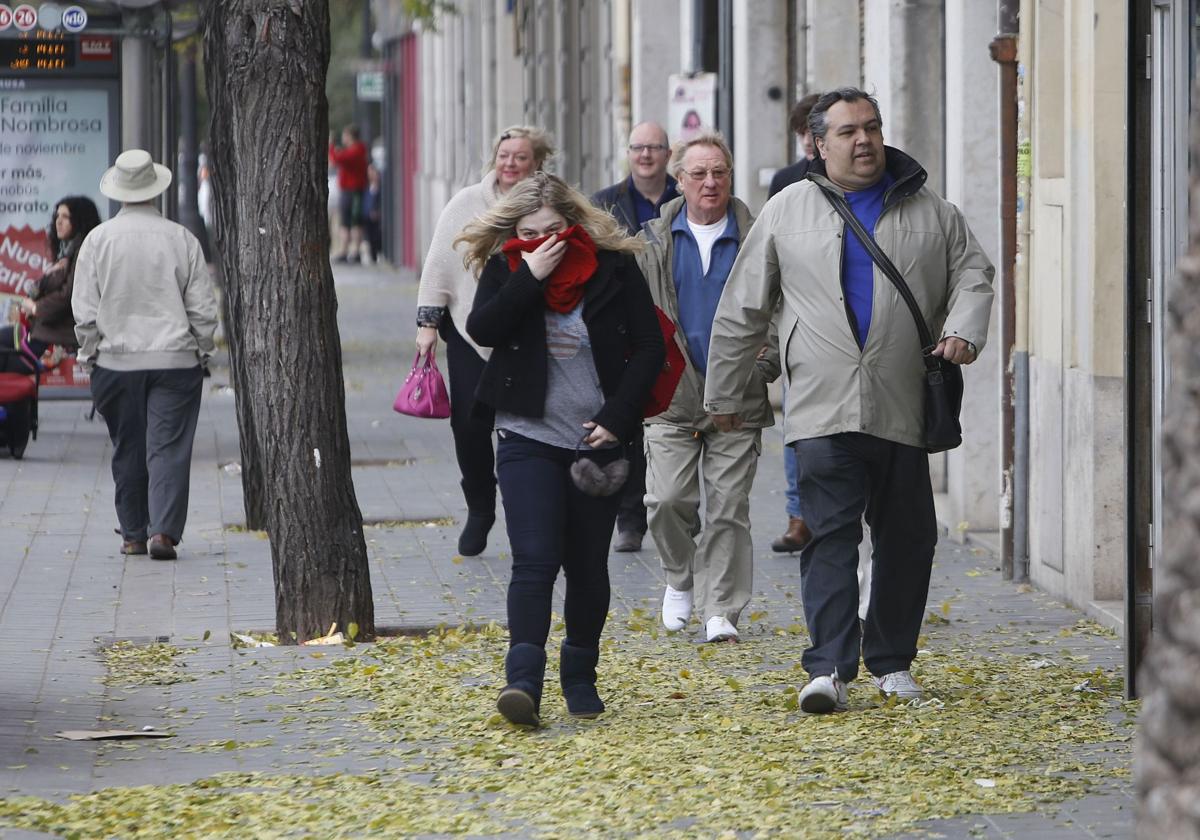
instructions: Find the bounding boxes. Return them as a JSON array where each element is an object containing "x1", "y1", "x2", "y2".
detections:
[
  {"x1": 202, "y1": 0, "x2": 375, "y2": 644},
  {"x1": 1136, "y1": 84, "x2": 1200, "y2": 838},
  {"x1": 212, "y1": 260, "x2": 271, "y2": 532}
]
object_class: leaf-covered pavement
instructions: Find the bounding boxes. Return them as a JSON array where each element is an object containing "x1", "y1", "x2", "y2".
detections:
[{"x1": 0, "y1": 619, "x2": 1135, "y2": 839}]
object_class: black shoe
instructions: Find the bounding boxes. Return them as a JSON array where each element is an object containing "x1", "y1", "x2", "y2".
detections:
[
  {"x1": 560, "y1": 642, "x2": 605, "y2": 718},
  {"x1": 498, "y1": 643, "x2": 545, "y2": 727},
  {"x1": 458, "y1": 513, "x2": 495, "y2": 557}
]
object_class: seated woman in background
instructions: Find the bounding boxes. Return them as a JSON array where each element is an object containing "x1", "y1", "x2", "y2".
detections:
[
  {"x1": 459, "y1": 172, "x2": 664, "y2": 727},
  {"x1": 1, "y1": 196, "x2": 102, "y2": 372}
]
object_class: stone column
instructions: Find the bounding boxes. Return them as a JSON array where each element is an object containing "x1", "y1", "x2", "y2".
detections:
[
  {"x1": 732, "y1": 0, "x2": 789, "y2": 211},
  {"x1": 944, "y1": 0, "x2": 1001, "y2": 535},
  {"x1": 631, "y1": 0, "x2": 682, "y2": 138},
  {"x1": 805, "y1": 0, "x2": 861, "y2": 92}
]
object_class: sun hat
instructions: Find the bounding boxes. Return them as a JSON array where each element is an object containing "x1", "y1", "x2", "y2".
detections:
[{"x1": 99, "y1": 149, "x2": 173, "y2": 202}]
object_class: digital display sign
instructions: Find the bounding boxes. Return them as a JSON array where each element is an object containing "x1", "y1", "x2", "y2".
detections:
[
  {"x1": 0, "y1": 27, "x2": 117, "y2": 77},
  {"x1": 0, "y1": 34, "x2": 74, "y2": 70}
]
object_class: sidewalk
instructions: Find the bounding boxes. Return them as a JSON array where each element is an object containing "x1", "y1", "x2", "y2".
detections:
[{"x1": 0, "y1": 262, "x2": 1134, "y2": 839}]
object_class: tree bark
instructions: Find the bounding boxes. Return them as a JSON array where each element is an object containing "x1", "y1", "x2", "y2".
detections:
[
  {"x1": 202, "y1": 0, "x2": 375, "y2": 643},
  {"x1": 1136, "y1": 84, "x2": 1200, "y2": 838}
]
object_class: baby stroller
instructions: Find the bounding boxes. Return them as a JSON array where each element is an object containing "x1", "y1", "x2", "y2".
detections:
[{"x1": 0, "y1": 331, "x2": 41, "y2": 459}]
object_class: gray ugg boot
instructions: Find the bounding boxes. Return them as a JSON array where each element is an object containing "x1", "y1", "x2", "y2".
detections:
[
  {"x1": 497, "y1": 642, "x2": 546, "y2": 726},
  {"x1": 560, "y1": 642, "x2": 605, "y2": 719}
]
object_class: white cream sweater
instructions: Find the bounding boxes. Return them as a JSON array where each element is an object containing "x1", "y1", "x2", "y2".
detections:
[{"x1": 415, "y1": 170, "x2": 501, "y2": 358}]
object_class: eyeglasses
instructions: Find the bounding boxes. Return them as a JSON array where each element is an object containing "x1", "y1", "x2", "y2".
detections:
[
  {"x1": 629, "y1": 143, "x2": 669, "y2": 154},
  {"x1": 683, "y1": 166, "x2": 731, "y2": 182}
]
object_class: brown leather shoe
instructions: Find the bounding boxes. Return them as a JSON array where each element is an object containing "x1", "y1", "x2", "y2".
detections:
[
  {"x1": 121, "y1": 539, "x2": 148, "y2": 556},
  {"x1": 148, "y1": 534, "x2": 177, "y2": 561},
  {"x1": 771, "y1": 517, "x2": 812, "y2": 553}
]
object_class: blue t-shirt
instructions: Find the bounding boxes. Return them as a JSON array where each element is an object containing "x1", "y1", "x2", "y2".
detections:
[{"x1": 842, "y1": 173, "x2": 894, "y2": 348}]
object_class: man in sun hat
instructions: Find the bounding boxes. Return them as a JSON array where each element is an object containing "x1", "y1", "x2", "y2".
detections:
[{"x1": 72, "y1": 149, "x2": 218, "y2": 561}]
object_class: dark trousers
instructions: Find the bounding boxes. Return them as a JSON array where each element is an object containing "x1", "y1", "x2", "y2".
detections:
[
  {"x1": 496, "y1": 432, "x2": 623, "y2": 649},
  {"x1": 793, "y1": 432, "x2": 936, "y2": 681},
  {"x1": 440, "y1": 318, "x2": 496, "y2": 512},
  {"x1": 615, "y1": 425, "x2": 647, "y2": 535},
  {"x1": 91, "y1": 366, "x2": 204, "y2": 544}
]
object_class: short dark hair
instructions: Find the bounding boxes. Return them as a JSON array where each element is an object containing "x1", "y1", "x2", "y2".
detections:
[
  {"x1": 789, "y1": 93, "x2": 821, "y2": 137},
  {"x1": 342, "y1": 124, "x2": 360, "y2": 140},
  {"x1": 807, "y1": 87, "x2": 883, "y2": 142}
]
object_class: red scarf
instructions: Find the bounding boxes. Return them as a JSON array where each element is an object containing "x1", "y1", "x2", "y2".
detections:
[{"x1": 501, "y1": 225, "x2": 599, "y2": 314}]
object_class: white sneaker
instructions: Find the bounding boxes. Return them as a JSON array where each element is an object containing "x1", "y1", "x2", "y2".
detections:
[
  {"x1": 872, "y1": 670, "x2": 924, "y2": 700},
  {"x1": 661, "y1": 585, "x2": 693, "y2": 631},
  {"x1": 799, "y1": 673, "x2": 848, "y2": 713},
  {"x1": 705, "y1": 616, "x2": 739, "y2": 642}
]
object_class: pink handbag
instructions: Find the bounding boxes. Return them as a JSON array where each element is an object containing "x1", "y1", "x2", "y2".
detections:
[{"x1": 393, "y1": 351, "x2": 451, "y2": 419}]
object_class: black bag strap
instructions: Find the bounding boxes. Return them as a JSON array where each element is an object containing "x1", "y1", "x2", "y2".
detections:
[{"x1": 818, "y1": 186, "x2": 937, "y2": 360}]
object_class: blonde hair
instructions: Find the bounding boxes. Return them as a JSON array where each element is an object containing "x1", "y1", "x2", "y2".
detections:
[
  {"x1": 669, "y1": 130, "x2": 734, "y2": 180},
  {"x1": 485, "y1": 125, "x2": 556, "y2": 176},
  {"x1": 455, "y1": 172, "x2": 643, "y2": 274}
]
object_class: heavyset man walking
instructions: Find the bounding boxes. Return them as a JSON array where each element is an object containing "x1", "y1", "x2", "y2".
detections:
[
  {"x1": 705, "y1": 88, "x2": 994, "y2": 711},
  {"x1": 73, "y1": 150, "x2": 218, "y2": 561},
  {"x1": 592, "y1": 121, "x2": 679, "y2": 553},
  {"x1": 639, "y1": 132, "x2": 778, "y2": 643}
]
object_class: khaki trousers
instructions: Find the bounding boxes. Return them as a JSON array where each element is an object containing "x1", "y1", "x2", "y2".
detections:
[{"x1": 644, "y1": 424, "x2": 761, "y2": 626}]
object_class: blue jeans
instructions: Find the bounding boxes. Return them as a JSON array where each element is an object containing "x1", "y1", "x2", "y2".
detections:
[
  {"x1": 496, "y1": 431, "x2": 624, "y2": 649},
  {"x1": 782, "y1": 383, "x2": 802, "y2": 518}
]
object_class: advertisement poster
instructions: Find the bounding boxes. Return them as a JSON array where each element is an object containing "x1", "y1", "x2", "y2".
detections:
[
  {"x1": 0, "y1": 77, "x2": 116, "y2": 388},
  {"x1": 668, "y1": 73, "x2": 716, "y2": 142}
]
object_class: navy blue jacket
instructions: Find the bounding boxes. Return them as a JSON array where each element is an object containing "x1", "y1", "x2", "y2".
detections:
[
  {"x1": 767, "y1": 158, "x2": 811, "y2": 199},
  {"x1": 591, "y1": 176, "x2": 680, "y2": 236}
]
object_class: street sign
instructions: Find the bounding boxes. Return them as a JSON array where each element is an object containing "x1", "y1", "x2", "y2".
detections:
[
  {"x1": 356, "y1": 70, "x2": 383, "y2": 102},
  {"x1": 61, "y1": 5, "x2": 85, "y2": 32}
]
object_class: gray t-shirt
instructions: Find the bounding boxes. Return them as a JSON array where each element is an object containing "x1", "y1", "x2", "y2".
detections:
[{"x1": 496, "y1": 303, "x2": 614, "y2": 450}]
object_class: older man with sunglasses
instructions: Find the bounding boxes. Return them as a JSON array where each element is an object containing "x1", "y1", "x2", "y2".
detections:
[
  {"x1": 592, "y1": 121, "x2": 680, "y2": 553},
  {"x1": 636, "y1": 131, "x2": 778, "y2": 643}
]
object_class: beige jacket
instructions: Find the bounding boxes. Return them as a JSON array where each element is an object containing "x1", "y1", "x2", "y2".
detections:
[
  {"x1": 636, "y1": 195, "x2": 779, "y2": 431},
  {"x1": 704, "y1": 148, "x2": 995, "y2": 448},
  {"x1": 415, "y1": 170, "x2": 501, "y2": 358},
  {"x1": 72, "y1": 205, "x2": 217, "y2": 372}
]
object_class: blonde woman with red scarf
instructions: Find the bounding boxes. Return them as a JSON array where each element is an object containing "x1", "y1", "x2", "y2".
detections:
[{"x1": 459, "y1": 172, "x2": 664, "y2": 726}]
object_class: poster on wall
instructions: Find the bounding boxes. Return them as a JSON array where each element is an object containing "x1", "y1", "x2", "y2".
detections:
[
  {"x1": 668, "y1": 73, "x2": 717, "y2": 142},
  {"x1": 0, "y1": 77, "x2": 117, "y2": 388}
]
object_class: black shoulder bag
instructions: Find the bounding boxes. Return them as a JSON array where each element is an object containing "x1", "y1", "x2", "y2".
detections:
[{"x1": 820, "y1": 188, "x2": 964, "y2": 453}]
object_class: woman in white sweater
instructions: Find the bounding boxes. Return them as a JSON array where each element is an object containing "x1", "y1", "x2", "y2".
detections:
[{"x1": 414, "y1": 126, "x2": 555, "y2": 557}]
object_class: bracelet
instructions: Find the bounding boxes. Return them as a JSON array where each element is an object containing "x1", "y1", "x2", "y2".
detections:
[{"x1": 416, "y1": 305, "x2": 446, "y2": 329}]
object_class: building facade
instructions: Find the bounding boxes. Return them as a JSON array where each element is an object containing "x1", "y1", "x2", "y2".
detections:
[{"x1": 371, "y1": 0, "x2": 1198, "y2": 688}]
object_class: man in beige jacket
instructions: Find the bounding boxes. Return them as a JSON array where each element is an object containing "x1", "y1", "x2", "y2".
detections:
[
  {"x1": 705, "y1": 88, "x2": 994, "y2": 712},
  {"x1": 638, "y1": 132, "x2": 779, "y2": 643}
]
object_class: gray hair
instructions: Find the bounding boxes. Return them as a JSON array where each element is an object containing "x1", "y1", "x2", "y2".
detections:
[
  {"x1": 668, "y1": 130, "x2": 734, "y2": 180},
  {"x1": 807, "y1": 87, "x2": 883, "y2": 142}
]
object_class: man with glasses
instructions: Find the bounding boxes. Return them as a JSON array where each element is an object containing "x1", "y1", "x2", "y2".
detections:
[
  {"x1": 593, "y1": 122, "x2": 679, "y2": 237},
  {"x1": 636, "y1": 132, "x2": 779, "y2": 643},
  {"x1": 592, "y1": 122, "x2": 680, "y2": 553}
]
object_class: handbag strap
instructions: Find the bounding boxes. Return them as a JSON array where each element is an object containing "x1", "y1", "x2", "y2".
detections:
[{"x1": 818, "y1": 186, "x2": 937, "y2": 361}]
